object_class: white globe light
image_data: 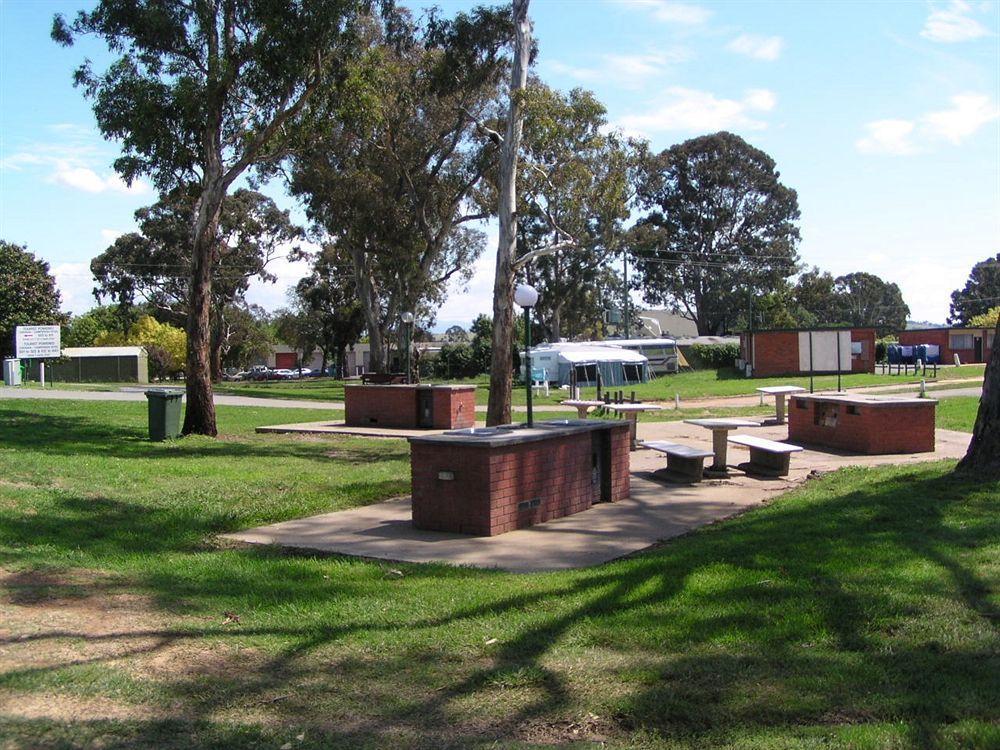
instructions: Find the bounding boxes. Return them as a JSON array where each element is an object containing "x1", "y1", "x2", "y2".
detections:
[
  {"x1": 401, "y1": 312, "x2": 415, "y2": 324},
  {"x1": 514, "y1": 284, "x2": 539, "y2": 308}
]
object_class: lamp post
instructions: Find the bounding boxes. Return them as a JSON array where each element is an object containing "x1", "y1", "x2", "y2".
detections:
[
  {"x1": 514, "y1": 284, "x2": 539, "y2": 427},
  {"x1": 401, "y1": 311, "x2": 414, "y2": 383}
]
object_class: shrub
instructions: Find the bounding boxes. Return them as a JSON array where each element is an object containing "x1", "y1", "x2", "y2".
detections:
[
  {"x1": 433, "y1": 342, "x2": 479, "y2": 379},
  {"x1": 688, "y1": 342, "x2": 740, "y2": 369}
]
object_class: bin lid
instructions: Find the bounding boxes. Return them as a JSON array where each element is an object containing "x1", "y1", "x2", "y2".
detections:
[{"x1": 145, "y1": 388, "x2": 185, "y2": 397}]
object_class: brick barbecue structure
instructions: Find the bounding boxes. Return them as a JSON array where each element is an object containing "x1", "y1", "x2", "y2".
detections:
[
  {"x1": 408, "y1": 420, "x2": 631, "y2": 536},
  {"x1": 344, "y1": 384, "x2": 475, "y2": 430},
  {"x1": 788, "y1": 393, "x2": 936, "y2": 454},
  {"x1": 897, "y1": 327, "x2": 994, "y2": 365},
  {"x1": 740, "y1": 327, "x2": 876, "y2": 378}
]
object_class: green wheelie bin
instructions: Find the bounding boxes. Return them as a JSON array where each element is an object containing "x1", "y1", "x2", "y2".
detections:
[{"x1": 145, "y1": 389, "x2": 184, "y2": 441}]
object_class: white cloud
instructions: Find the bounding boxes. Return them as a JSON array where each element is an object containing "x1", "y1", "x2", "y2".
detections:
[
  {"x1": 615, "y1": 0, "x2": 711, "y2": 25},
  {"x1": 615, "y1": 87, "x2": 777, "y2": 136},
  {"x1": 921, "y1": 92, "x2": 1000, "y2": 143},
  {"x1": 727, "y1": 34, "x2": 784, "y2": 61},
  {"x1": 920, "y1": 1, "x2": 992, "y2": 43},
  {"x1": 856, "y1": 92, "x2": 999, "y2": 154},
  {"x1": 546, "y1": 50, "x2": 687, "y2": 88},
  {"x1": 855, "y1": 119, "x2": 918, "y2": 155},
  {"x1": 51, "y1": 165, "x2": 149, "y2": 195},
  {"x1": 100, "y1": 228, "x2": 126, "y2": 243},
  {"x1": 51, "y1": 262, "x2": 96, "y2": 315}
]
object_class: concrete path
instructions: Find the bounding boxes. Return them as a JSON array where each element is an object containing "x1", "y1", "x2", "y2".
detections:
[{"x1": 223, "y1": 422, "x2": 971, "y2": 573}]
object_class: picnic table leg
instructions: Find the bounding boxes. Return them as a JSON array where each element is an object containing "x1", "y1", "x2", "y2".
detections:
[
  {"x1": 775, "y1": 394, "x2": 787, "y2": 425},
  {"x1": 575, "y1": 405, "x2": 590, "y2": 419},
  {"x1": 627, "y1": 412, "x2": 639, "y2": 450},
  {"x1": 706, "y1": 428, "x2": 728, "y2": 472}
]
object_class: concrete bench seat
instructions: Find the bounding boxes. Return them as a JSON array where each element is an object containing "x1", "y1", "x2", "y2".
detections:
[
  {"x1": 644, "y1": 440, "x2": 715, "y2": 483},
  {"x1": 728, "y1": 434, "x2": 803, "y2": 477}
]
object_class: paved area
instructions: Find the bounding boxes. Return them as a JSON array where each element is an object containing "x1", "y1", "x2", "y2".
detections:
[{"x1": 223, "y1": 421, "x2": 971, "y2": 573}]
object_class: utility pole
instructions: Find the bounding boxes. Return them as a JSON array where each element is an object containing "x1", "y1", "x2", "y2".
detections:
[{"x1": 622, "y1": 250, "x2": 631, "y2": 338}]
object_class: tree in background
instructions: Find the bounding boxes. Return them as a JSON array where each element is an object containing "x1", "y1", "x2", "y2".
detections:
[
  {"x1": 216, "y1": 305, "x2": 274, "y2": 372},
  {"x1": 55, "y1": 0, "x2": 373, "y2": 436},
  {"x1": 515, "y1": 83, "x2": 638, "y2": 341},
  {"x1": 444, "y1": 325, "x2": 469, "y2": 343},
  {"x1": 272, "y1": 307, "x2": 320, "y2": 374},
  {"x1": 97, "y1": 315, "x2": 186, "y2": 380},
  {"x1": 968, "y1": 306, "x2": 1000, "y2": 328},
  {"x1": 293, "y1": 245, "x2": 366, "y2": 376},
  {"x1": 63, "y1": 305, "x2": 134, "y2": 347},
  {"x1": 949, "y1": 254, "x2": 1000, "y2": 325},
  {"x1": 832, "y1": 272, "x2": 909, "y2": 337},
  {"x1": 631, "y1": 131, "x2": 801, "y2": 335},
  {"x1": 91, "y1": 188, "x2": 302, "y2": 381},
  {"x1": 0, "y1": 240, "x2": 64, "y2": 359},
  {"x1": 792, "y1": 267, "x2": 842, "y2": 327},
  {"x1": 288, "y1": 6, "x2": 508, "y2": 373}
]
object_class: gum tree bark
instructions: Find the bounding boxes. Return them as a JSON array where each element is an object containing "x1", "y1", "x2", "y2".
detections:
[
  {"x1": 486, "y1": 0, "x2": 531, "y2": 427},
  {"x1": 956, "y1": 319, "x2": 1000, "y2": 476}
]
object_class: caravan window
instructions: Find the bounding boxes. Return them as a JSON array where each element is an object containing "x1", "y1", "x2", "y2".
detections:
[
  {"x1": 622, "y1": 363, "x2": 644, "y2": 383},
  {"x1": 574, "y1": 363, "x2": 598, "y2": 383}
]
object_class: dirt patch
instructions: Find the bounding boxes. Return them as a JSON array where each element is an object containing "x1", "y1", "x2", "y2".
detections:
[{"x1": 515, "y1": 712, "x2": 617, "y2": 744}]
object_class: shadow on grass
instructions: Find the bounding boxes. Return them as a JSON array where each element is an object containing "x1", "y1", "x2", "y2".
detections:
[
  {"x1": 0, "y1": 407, "x2": 407, "y2": 464},
  {"x1": 1, "y1": 463, "x2": 998, "y2": 747}
]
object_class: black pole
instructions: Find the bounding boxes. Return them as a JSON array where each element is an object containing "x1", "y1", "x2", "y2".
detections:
[
  {"x1": 622, "y1": 251, "x2": 630, "y2": 338},
  {"x1": 524, "y1": 306, "x2": 533, "y2": 427},
  {"x1": 405, "y1": 322, "x2": 412, "y2": 384},
  {"x1": 836, "y1": 331, "x2": 842, "y2": 392}
]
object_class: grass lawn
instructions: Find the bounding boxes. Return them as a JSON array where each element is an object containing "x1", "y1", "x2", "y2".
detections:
[
  {"x1": 208, "y1": 365, "x2": 986, "y2": 407},
  {"x1": 1, "y1": 398, "x2": 997, "y2": 749}
]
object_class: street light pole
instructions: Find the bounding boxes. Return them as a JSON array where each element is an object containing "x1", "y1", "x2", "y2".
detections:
[
  {"x1": 514, "y1": 284, "x2": 539, "y2": 427},
  {"x1": 401, "y1": 312, "x2": 414, "y2": 384}
]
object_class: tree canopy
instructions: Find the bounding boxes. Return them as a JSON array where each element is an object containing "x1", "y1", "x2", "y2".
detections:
[
  {"x1": 286, "y1": 5, "x2": 508, "y2": 372},
  {"x1": 949, "y1": 253, "x2": 1000, "y2": 325},
  {"x1": 630, "y1": 131, "x2": 801, "y2": 335},
  {"x1": 55, "y1": 0, "x2": 376, "y2": 435},
  {"x1": 0, "y1": 241, "x2": 64, "y2": 359},
  {"x1": 515, "y1": 83, "x2": 639, "y2": 342}
]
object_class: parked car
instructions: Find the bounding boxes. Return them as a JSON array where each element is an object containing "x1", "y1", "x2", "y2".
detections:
[
  {"x1": 271, "y1": 368, "x2": 295, "y2": 380},
  {"x1": 248, "y1": 365, "x2": 270, "y2": 381}
]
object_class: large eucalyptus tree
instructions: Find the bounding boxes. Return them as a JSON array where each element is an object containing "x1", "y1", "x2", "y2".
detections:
[{"x1": 54, "y1": 0, "x2": 375, "y2": 435}]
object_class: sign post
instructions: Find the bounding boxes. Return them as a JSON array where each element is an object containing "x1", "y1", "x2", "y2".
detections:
[{"x1": 15, "y1": 326, "x2": 61, "y2": 385}]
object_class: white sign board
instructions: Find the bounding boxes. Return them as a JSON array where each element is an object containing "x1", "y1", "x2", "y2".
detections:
[
  {"x1": 15, "y1": 325, "x2": 61, "y2": 359},
  {"x1": 798, "y1": 330, "x2": 852, "y2": 372}
]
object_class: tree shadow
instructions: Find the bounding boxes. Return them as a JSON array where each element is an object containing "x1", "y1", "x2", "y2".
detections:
[{"x1": 2, "y1": 455, "x2": 997, "y2": 746}]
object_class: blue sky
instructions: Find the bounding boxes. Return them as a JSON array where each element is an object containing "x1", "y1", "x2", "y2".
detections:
[{"x1": 1, "y1": 0, "x2": 998, "y2": 328}]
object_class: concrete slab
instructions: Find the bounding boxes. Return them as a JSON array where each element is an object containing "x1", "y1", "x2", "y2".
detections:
[{"x1": 224, "y1": 422, "x2": 971, "y2": 572}]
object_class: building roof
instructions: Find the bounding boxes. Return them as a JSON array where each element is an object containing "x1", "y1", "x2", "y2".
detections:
[
  {"x1": 901, "y1": 326, "x2": 994, "y2": 333},
  {"x1": 528, "y1": 343, "x2": 649, "y2": 364},
  {"x1": 741, "y1": 326, "x2": 876, "y2": 335},
  {"x1": 62, "y1": 346, "x2": 146, "y2": 358}
]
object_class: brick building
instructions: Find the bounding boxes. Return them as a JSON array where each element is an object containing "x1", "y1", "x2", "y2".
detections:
[
  {"x1": 897, "y1": 327, "x2": 994, "y2": 365},
  {"x1": 739, "y1": 328, "x2": 876, "y2": 378}
]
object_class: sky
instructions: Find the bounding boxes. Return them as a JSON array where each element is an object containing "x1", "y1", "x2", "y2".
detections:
[{"x1": 1, "y1": 0, "x2": 998, "y2": 330}]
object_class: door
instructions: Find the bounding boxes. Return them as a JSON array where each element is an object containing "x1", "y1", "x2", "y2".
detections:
[
  {"x1": 417, "y1": 389, "x2": 434, "y2": 428},
  {"x1": 974, "y1": 337, "x2": 983, "y2": 362}
]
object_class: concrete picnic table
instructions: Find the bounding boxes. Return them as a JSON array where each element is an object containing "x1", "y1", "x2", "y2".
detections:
[
  {"x1": 755, "y1": 385, "x2": 807, "y2": 424},
  {"x1": 683, "y1": 418, "x2": 761, "y2": 475},
  {"x1": 606, "y1": 402, "x2": 664, "y2": 450},
  {"x1": 560, "y1": 399, "x2": 607, "y2": 419}
]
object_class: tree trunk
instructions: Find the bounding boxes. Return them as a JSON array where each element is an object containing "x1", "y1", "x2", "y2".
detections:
[
  {"x1": 182, "y1": 185, "x2": 224, "y2": 437},
  {"x1": 486, "y1": 0, "x2": 531, "y2": 427},
  {"x1": 350, "y1": 246, "x2": 387, "y2": 373},
  {"x1": 209, "y1": 314, "x2": 224, "y2": 383},
  {"x1": 956, "y1": 320, "x2": 1000, "y2": 477}
]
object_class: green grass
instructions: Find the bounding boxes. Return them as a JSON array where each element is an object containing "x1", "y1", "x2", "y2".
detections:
[
  {"x1": 936, "y1": 396, "x2": 982, "y2": 432},
  {"x1": 0, "y1": 399, "x2": 996, "y2": 749},
  {"x1": 210, "y1": 365, "x2": 986, "y2": 407}
]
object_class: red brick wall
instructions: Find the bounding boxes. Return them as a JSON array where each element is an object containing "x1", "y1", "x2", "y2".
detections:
[
  {"x1": 898, "y1": 329, "x2": 994, "y2": 365},
  {"x1": 851, "y1": 329, "x2": 876, "y2": 373},
  {"x1": 431, "y1": 388, "x2": 475, "y2": 429},
  {"x1": 745, "y1": 331, "x2": 800, "y2": 377},
  {"x1": 788, "y1": 396, "x2": 936, "y2": 454},
  {"x1": 744, "y1": 329, "x2": 876, "y2": 377},
  {"x1": 345, "y1": 385, "x2": 476, "y2": 429},
  {"x1": 410, "y1": 424, "x2": 630, "y2": 536}
]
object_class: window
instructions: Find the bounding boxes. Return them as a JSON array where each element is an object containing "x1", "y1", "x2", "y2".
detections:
[
  {"x1": 950, "y1": 334, "x2": 974, "y2": 350},
  {"x1": 574, "y1": 363, "x2": 598, "y2": 384},
  {"x1": 851, "y1": 341, "x2": 863, "y2": 355}
]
